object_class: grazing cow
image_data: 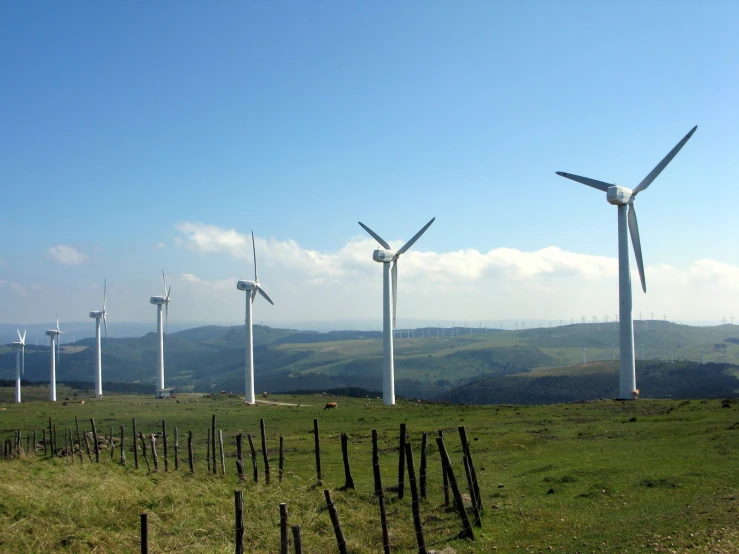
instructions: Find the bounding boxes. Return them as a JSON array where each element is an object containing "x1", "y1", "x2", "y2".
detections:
[
  {"x1": 262, "y1": 392, "x2": 269, "y2": 399},
  {"x1": 324, "y1": 402, "x2": 338, "y2": 410}
]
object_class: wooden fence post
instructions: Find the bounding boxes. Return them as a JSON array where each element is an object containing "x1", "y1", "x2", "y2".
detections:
[
  {"x1": 174, "y1": 427, "x2": 179, "y2": 471},
  {"x1": 372, "y1": 429, "x2": 391, "y2": 554},
  {"x1": 139, "y1": 432, "x2": 150, "y2": 472},
  {"x1": 438, "y1": 430, "x2": 449, "y2": 505},
  {"x1": 83, "y1": 431, "x2": 93, "y2": 462},
  {"x1": 188, "y1": 431, "x2": 194, "y2": 473},
  {"x1": 458, "y1": 425, "x2": 483, "y2": 510},
  {"x1": 162, "y1": 420, "x2": 168, "y2": 472},
  {"x1": 291, "y1": 525, "x2": 303, "y2": 554},
  {"x1": 140, "y1": 513, "x2": 149, "y2": 554},
  {"x1": 280, "y1": 503, "x2": 289, "y2": 554},
  {"x1": 74, "y1": 418, "x2": 83, "y2": 463},
  {"x1": 420, "y1": 432, "x2": 428, "y2": 499},
  {"x1": 120, "y1": 425, "x2": 126, "y2": 466},
  {"x1": 236, "y1": 434, "x2": 244, "y2": 480},
  {"x1": 211, "y1": 415, "x2": 217, "y2": 475},
  {"x1": 90, "y1": 418, "x2": 99, "y2": 463},
  {"x1": 260, "y1": 419, "x2": 270, "y2": 484},
  {"x1": 324, "y1": 489, "x2": 348, "y2": 554},
  {"x1": 219, "y1": 430, "x2": 226, "y2": 475},
  {"x1": 150, "y1": 434, "x2": 158, "y2": 471},
  {"x1": 234, "y1": 490, "x2": 244, "y2": 554},
  {"x1": 405, "y1": 442, "x2": 427, "y2": 554},
  {"x1": 341, "y1": 433, "x2": 355, "y2": 489},
  {"x1": 42, "y1": 429, "x2": 47, "y2": 457},
  {"x1": 279, "y1": 436, "x2": 284, "y2": 482},
  {"x1": 435, "y1": 436, "x2": 474, "y2": 540},
  {"x1": 247, "y1": 433, "x2": 259, "y2": 482},
  {"x1": 132, "y1": 418, "x2": 139, "y2": 469},
  {"x1": 313, "y1": 419, "x2": 322, "y2": 485},
  {"x1": 463, "y1": 456, "x2": 481, "y2": 526},
  {"x1": 397, "y1": 423, "x2": 406, "y2": 499}
]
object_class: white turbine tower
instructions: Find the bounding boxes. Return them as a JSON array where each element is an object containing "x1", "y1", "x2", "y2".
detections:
[
  {"x1": 11, "y1": 330, "x2": 26, "y2": 403},
  {"x1": 89, "y1": 278, "x2": 108, "y2": 398},
  {"x1": 359, "y1": 217, "x2": 435, "y2": 405},
  {"x1": 45, "y1": 318, "x2": 61, "y2": 402},
  {"x1": 150, "y1": 271, "x2": 171, "y2": 398},
  {"x1": 237, "y1": 232, "x2": 274, "y2": 404},
  {"x1": 557, "y1": 126, "x2": 696, "y2": 399}
]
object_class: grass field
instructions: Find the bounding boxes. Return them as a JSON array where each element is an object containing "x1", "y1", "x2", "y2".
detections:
[{"x1": 1, "y1": 391, "x2": 738, "y2": 553}]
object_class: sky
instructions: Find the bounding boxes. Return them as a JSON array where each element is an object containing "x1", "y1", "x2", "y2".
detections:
[{"x1": 1, "y1": 1, "x2": 738, "y2": 331}]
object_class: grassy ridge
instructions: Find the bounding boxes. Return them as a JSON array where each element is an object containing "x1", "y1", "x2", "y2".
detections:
[{"x1": 1, "y1": 394, "x2": 738, "y2": 552}]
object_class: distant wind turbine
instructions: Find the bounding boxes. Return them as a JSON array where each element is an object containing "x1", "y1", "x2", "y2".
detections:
[
  {"x1": 11, "y1": 330, "x2": 26, "y2": 403},
  {"x1": 557, "y1": 125, "x2": 696, "y2": 399},
  {"x1": 359, "y1": 217, "x2": 435, "y2": 405},
  {"x1": 45, "y1": 317, "x2": 61, "y2": 401},
  {"x1": 150, "y1": 271, "x2": 171, "y2": 397},
  {"x1": 89, "y1": 278, "x2": 108, "y2": 398}
]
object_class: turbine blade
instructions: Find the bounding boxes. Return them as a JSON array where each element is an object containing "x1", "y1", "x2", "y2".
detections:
[
  {"x1": 21, "y1": 345, "x2": 24, "y2": 376},
  {"x1": 166, "y1": 285, "x2": 171, "y2": 302},
  {"x1": 396, "y1": 217, "x2": 435, "y2": 256},
  {"x1": 633, "y1": 126, "x2": 697, "y2": 195},
  {"x1": 162, "y1": 269, "x2": 166, "y2": 296},
  {"x1": 392, "y1": 259, "x2": 398, "y2": 330},
  {"x1": 252, "y1": 231, "x2": 259, "y2": 282},
  {"x1": 251, "y1": 288, "x2": 257, "y2": 304},
  {"x1": 22, "y1": 329, "x2": 26, "y2": 344},
  {"x1": 257, "y1": 285, "x2": 275, "y2": 306},
  {"x1": 103, "y1": 278, "x2": 107, "y2": 311},
  {"x1": 628, "y1": 203, "x2": 647, "y2": 293},
  {"x1": 103, "y1": 313, "x2": 108, "y2": 343},
  {"x1": 555, "y1": 172, "x2": 611, "y2": 192},
  {"x1": 17, "y1": 329, "x2": 22, "y2": 343},
  {"x1": 358, "y1": 222, "x2": 391, "y2": 249},
  {"x1": 165, "y1": 301, "x2": 169, "y2": 334}
]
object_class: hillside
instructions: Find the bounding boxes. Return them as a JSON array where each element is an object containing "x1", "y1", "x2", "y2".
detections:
[{"x1": 1, "y1": 322, "x2": 738, "y2": 402}]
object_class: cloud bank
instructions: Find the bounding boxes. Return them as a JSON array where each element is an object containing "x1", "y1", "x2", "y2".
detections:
[{"x1": 47, "y1": 245, "x2": 90, "y2": 265}]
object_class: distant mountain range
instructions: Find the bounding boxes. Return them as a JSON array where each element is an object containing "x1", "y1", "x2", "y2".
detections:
[{"x1": 1, "y1": 322, "x2": 738, "y2": 404}]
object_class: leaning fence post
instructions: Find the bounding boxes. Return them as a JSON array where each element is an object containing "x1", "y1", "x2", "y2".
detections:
[
  {"x1": 140, "y1": 513, "x2": 149, "y2": 554},
  {"x1": 188, "y1": 431, "x2": 194, "y2": 473},
  {"x1": 90, "y1": 418, "x2": 99, "y2": 463},
  {"x1": 247, "y1": 433, "x2": 259, "y2": 482},
  {"x1": 260, "y1": 419, "x2": 270, "y2": 484},
  {"x1": 132, "y1": 418, "x2": 139, "y2": 469},
  {"x1": 280, "y1": 503, "x2": 289, "y2": 554},
  {"x1": 436, "y1": 436, "x2": 474, "y2": 540},
  {"x1": 458, "y1": 425, "x2": 483, "y2": 510},
  {"x1": 235, "y1": 490, "x2": 244, "y2": 554},
  {"x1": 120, "y1": 425, "x2": 126, "y2": 466},
  {"x1": 211, "y1": 415, "x2": 217, "y2": 475},
  {"x1": 139, "y1": 432, "x2": 150, "y2": 472},
  {"x1": 420, "y1": 432, "x2": 428, "y2": 499},
  {"x1": 219, "y1": 430, "x2": 226, "y2": 476},
  {"x1": 162, "y1": 420, "x2": 168, "y2": 472},
  {"x1": 397, "y1": 423, "x2": 406, "y2": 499},
  {"x1": 291, "y1": 525, "x2": 303, "y2": 554},
  {"x1": 150, "y1": 434, "x2": 158, "y2": 471},
  {"x1": 174, "y1": 426, "x2": 179, "y2": 471},
  {"x1": 83, "y1": 431, "x2": 93, "y2": 462},
  {"x1": 372, "y1": 429, "x2": 391, "y2": 554},
  {"x1": 405, "y1": 442, "x2": 427, "y2": 554},
  {"x1": 464, "y1": 456, "x2": 481, "y2": 526},
  {"x1": 313, "y1": 419, "x2": 322, "y2": 485},
  {"x1": 324, "y1": 489, "x2": 348, "y2": 554},
  {"x1": 279, "y1": 435, "x2": 285, "y2": 482},
  {"x1": 341, "y1": 433, "x2": 355, "y2": 489},
  {"x1": 74, "y1": 418, "x2": 83, "y2": 463},
  {"x1": 236, "y1": 433, "x2": 244, "y2": 479},
  {"x1": 109, "y1": 425, "x2": 115, "y2": 460},
  {"x1": 438, "y1": 430, "x2": 449, "y2": 504}
]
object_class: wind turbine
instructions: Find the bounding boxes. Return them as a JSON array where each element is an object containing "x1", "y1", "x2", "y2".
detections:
[
  {"x1": 556, "y1": 126, "x2": 696, "y2": 399},
  {"x1": 150, "y1": 271, "x2": 171, "y2": 398},
  {"x1": 89, "y1": 278, "x2": 108, "y2": 398},
  {"x1": 45, "y1": 318, "x2": 61, "y2": 401},
  {"x1": 237, "y1": 232, "x2": 274, "y2": 404},
  {"x1": 359, "y1": 217, "x2": 435, "y2": 405},
  {"x1": 11, "y1": 330, "x2": 26, "y2": 403}
]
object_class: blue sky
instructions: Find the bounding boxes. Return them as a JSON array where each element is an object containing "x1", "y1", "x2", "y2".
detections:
[{"x1": 1, "y1": 2, "x2": 737, "y2": 329}]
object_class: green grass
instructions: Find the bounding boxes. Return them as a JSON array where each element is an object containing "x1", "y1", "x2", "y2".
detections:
[{"x1": 1, "y1": 393, "x2": 738, "y2": 552}]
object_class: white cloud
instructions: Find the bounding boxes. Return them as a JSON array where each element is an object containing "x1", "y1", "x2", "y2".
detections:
[
  {"x1": 47, "y1": 245, "x2": 90, "y2": 265},
  {"x1": 156, "y1": 242, "x2": 166, "y2": 249},
  {"x1": 0, "y1": 280, "x2": 29, "y2": 296}
]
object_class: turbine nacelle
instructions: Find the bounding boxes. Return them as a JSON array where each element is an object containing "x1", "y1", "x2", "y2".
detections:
[
  {"x1": 606, "y1": 186, "x2": 633, "y2": 206},
  {"x1": 150, "y1": 296, "x2": 169, "y2": 305},
  {"x1": 372, "y1": 249, "x2": 396, "y2": 263},
  {"x1": 89, "y1": 310, "x2": 104, "y2": 318},
  {"x1": 45, "y1": 329, "x2": 60, "y2": 337},
  {"x1": 237, "y1": 280, "x2": 257, "y2": 292},
  {"x1": 11, "y1": 341, "x2": 24, "y2": 349}
]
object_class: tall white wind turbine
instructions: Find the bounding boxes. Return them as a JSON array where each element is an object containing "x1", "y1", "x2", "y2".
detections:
[
  {"x1": 45, "y1": 318, "x2": 61, "y2": 401},
  {"x1": 11, "y1": 330, "x2": 26, "y2": 403},
  {"x1": 359, "y1": 217, "x2": 435, "y2": 405},
  {"x1": 556, "y1": 126, "x2": 696, "y2": 399},
  {"x1": 89, "y1": 278, "x2": 108, "y2": 398},
  {"x1": 237, "y1": 232, "x2": 274, "y2": 404},
  {"x1": 150, "y1": 271, "x2": 171, "y2": 398}
]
